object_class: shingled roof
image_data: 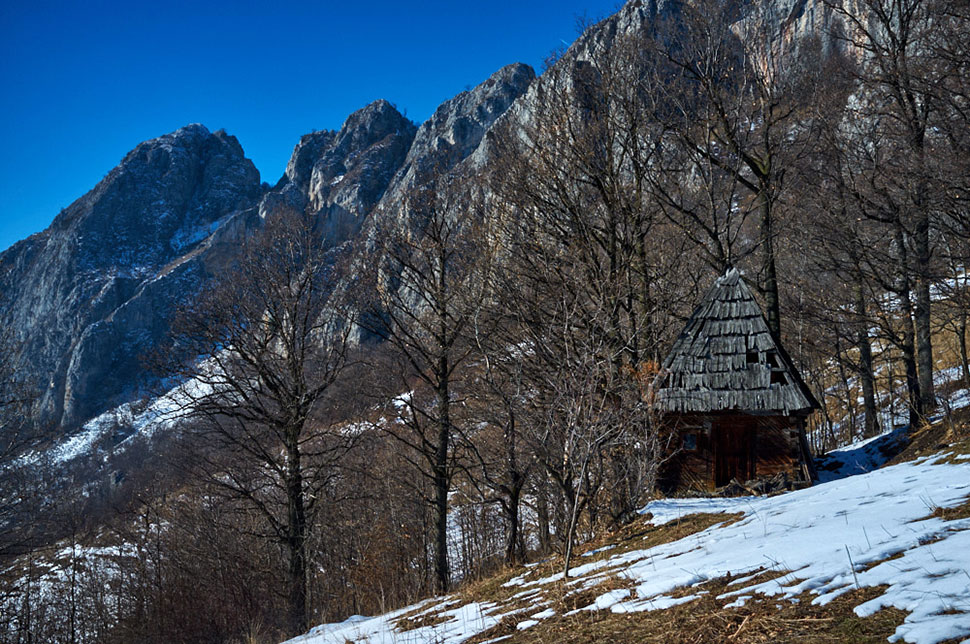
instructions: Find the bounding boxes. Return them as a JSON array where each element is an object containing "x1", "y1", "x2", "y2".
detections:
[{"x1": 655, "y1": 268, "x2": 820, "y2": 415}]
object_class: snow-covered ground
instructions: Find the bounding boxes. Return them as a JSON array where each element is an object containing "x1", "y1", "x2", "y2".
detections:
[
  {"x1": 815, "y1": 425, "x2": 909, "y2": 483},
  {"x1": 286, "y1": 450, "x2": 970, "y2": 644}
]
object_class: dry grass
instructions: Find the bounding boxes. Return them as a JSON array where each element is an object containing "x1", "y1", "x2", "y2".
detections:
[
  {"x1": 860, "y1": 550, "x2": 905, "y2": 572},
  {"x1": 488, "y1": 581, "x2": 906, "y2": 644},
  {"x1": 453, "y1": 511, "x2": 741, "y2": 611},
  {"x1": 922, "y1": 497, "x2": 970, "y2": 522},
  {"x1": 394, "y1": 609, "x2": 453, "y2": 632},
  {"x1": 554, "y1": 573, "x2": 640, "y2": 614},
  {"x1": 455, "y1": 565, "x2": 537, "y2": 605},
  {"x1": 390, "y1": 597, "x2": 461, "y2": 631},
  {"x1": 585, "y1": 512, "x2": 744, "y2": 561}
]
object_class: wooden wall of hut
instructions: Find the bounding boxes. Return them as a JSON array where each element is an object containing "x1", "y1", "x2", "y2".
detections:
[{"x1": 660, "y1": 413, "x2": 804, "y2": 493}]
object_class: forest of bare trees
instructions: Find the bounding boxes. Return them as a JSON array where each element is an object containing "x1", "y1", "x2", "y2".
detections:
[{"x1": 2, "y1": 1, "x2": 969, "y2": 643}]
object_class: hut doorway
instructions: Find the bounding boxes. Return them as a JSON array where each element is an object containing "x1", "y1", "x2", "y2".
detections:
[{"x1": 713, "y1": 419, "x2": 756, "y2": 487}]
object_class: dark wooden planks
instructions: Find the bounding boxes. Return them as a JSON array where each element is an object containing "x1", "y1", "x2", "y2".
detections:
[{"x1": 655, "y1": 268, "x2": 818, "y2": 415}]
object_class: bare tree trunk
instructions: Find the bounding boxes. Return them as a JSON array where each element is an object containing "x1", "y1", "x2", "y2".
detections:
[
  {"x1": 894, "y1": 224, "x2": 924, "y2": 427},
  {"x1": 959, "y1": 312, "x2": 970, "y2": 389},
  {"x1": 25, "y1": 553, "x2": 34, "y2": 644},
  {"x1": 69, "y1": 535, "x2": 78, "y2": 644},
  {"x1": 835, "y1": 338, "x2": 856, "y2": 442},
  {"x1": 855, "y1": 283, "x2": 880, "y2": 438},
  {"x1": 505, "y1": 437, "x2": 527, "y2": 566},
  {"x1": 760, "y1": 186, "x2": 781, "y2": 339},
  {"x1": 901, "y1": 326, "x2": 922, "y2": 429},
  {"x1": 858, "y1": 338, "x2": 880, "y2": 438},
  {"x1": 561, "y1": 486, "x2": 580, "y2": 579},
  {"x1": 535, "y1": 480, "x2": 551, "y2": 556},
  {"x1": 915, "y1": 214, "x2": 936, "y2": 410},
  {"x1": 886, "y1": 358, "x2": 896, "y2": 431},
  {"x1": 433, "y1": 361, "x2": 451, "y2": 594},
  {"x1": 286, "y1": 437, "x2": 308, "y2": 636},
  {"x1": 504, "y1": 488, "x2": 522, "y2": 566},
  {"x1": 562, "y1": 454, "x2": 593, "y2": 579}
]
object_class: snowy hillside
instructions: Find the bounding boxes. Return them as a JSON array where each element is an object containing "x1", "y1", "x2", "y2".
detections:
[{"x1": 285, "y1": 446, "x2": 970, "y2": 644}]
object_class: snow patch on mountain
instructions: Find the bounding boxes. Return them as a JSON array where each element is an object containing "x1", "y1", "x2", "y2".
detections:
[{"x1": 33, "y1": 373, "x2": 214, "y2": 465}]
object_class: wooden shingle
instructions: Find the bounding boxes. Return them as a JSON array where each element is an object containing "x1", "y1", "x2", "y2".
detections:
[{"x1": 655, "y1": 268, "x2": 820, "y2": 415}]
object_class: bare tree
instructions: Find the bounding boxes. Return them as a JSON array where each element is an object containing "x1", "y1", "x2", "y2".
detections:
[
  {"x1": 0, "y1": 330, "x2": 34, "y2": 461},
  {"x1": 159, "y1": 212, "x2": 355, "y2": 636},
  {"x1": 0, "y1": 329, "x2": 43, "y2": 561},
  {"x1": 358, "y1": 177, "x2": 491, "y2": 593},
  {"x1": 458, "y1": 310, "x2": 537, "y2": 567},
  {"x1": 825, "y1": 0, "x2": 956, "y2": 411},
  {"x1": 508, "y1": 271, "x2": 664, "y2": 577},
  {"x1": 641, "y1": 0, "x2": 825, "y2": 339},
  {"x1": 932, "y1": 4, "x2": 970, "y2": 241},
  {"x1": 483, "y1": 28, "x2": 688, "y2": 573}
]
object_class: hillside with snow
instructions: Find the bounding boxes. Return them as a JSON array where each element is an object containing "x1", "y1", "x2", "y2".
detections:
[{"x1": 285, "y1": 440, "x2": 970, "y2": 644}]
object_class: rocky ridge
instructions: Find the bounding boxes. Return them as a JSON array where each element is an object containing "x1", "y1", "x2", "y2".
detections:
[{"x1": 0, "y1": 65, "x2": 537, "y2": 434}]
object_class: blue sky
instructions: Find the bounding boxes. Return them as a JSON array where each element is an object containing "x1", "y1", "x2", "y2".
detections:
[{"x1": 0, "y1": 0, "x2": 621, "y2": 252}]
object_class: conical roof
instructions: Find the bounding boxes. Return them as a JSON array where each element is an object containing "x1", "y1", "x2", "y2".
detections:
[{"x1": 655, "y1": 268, "x2": 819, "y2": 415}]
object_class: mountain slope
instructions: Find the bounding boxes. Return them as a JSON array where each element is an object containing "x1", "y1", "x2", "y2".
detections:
[{"x1": 0, "y1": 62, "x2": 535, "y2": 436}]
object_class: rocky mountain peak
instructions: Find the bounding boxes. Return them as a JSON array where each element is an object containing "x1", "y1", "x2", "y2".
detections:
[
  {"x1": 117, "y1": 124, "x2": 249, "y2": 175},
  {"x1": 307, "y1": 99, "x2": 415, "y2": 200},
  {"x1": 0, "y1": 124, "x2": 263, "y2": 429},
  {"x1": 54, "y1": 124, "x2": 261, "y2": 270},
  {"x1": 265, "y1": 100, "x2": 418, "y2": 242},
  {"x1": 283, "y1": 101, "x2": 414, "y2": 193},
  {"x1": 342, "y1": 99, "x2": 411, "y2": 141},
  {"x1": 166, "y1": 121, "x2": 210, "y2": 139}
]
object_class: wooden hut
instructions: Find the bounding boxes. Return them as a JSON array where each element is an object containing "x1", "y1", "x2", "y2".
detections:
[{"x1": 655, "y1": 268, "x2": 819, "y2": 493}]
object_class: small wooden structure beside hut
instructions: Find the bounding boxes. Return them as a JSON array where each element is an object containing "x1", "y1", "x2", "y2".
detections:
[{"x1": 655, "y1": 268, "x2": 819, "y2": 493}]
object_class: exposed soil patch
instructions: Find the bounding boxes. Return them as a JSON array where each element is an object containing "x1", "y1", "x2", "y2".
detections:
[{"x1": 924, "y1": 497, "x2": 970, "y2": 522}]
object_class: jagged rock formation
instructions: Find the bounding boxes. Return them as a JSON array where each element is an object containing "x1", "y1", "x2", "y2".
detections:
[
  {"x1": 397, "y1": 63, "x2": 536, "y2": 188},
  {"x1": 0, "y1": 63, "x2": 537, "y2": 434},
  {"x1": 369, "y1": 62, "x2": 535, "y2": 236},
  {"x1": 264, "y1": 99, "x2": 418, "y2": 243},
  {"x1": 735, "y1": 0, "x2": 853, "y2": 59}
]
